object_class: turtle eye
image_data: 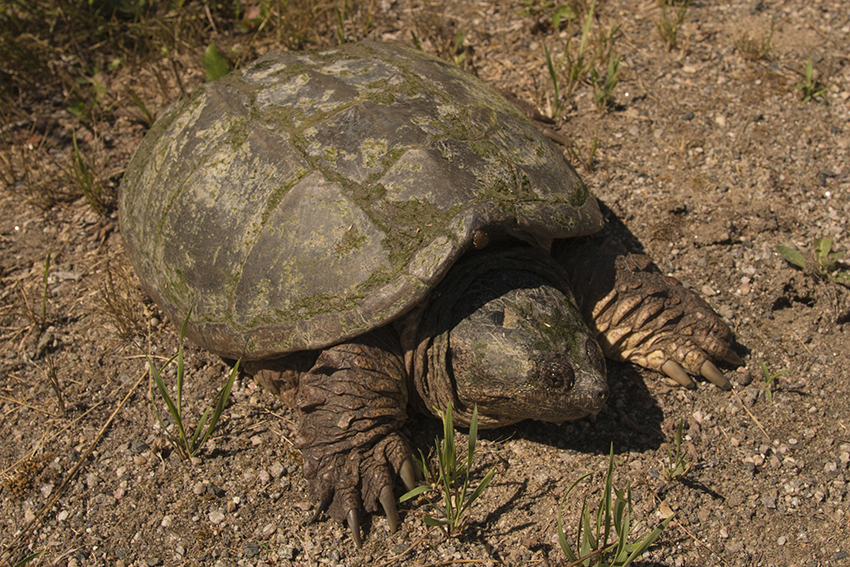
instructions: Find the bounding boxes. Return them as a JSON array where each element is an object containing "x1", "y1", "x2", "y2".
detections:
[
  {"x1": 537, "y1": 358, "x2": 575, "y2": 390},
  {"x1": 489, "y1": 310, "x2": 505, "y2": 326}
]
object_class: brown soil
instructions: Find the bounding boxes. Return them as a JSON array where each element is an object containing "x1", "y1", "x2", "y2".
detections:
[{"x1": 2, "y1": 1, "x2": 850, "y2": 566}]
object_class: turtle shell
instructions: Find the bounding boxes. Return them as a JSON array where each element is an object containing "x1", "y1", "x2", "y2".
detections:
[{"x1": 119, "y1": 41, "x2": 603, "y2": 360}]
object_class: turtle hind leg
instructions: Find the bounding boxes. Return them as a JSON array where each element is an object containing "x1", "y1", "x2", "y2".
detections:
[
  {"x1": 292, "y1": 329, "x2": 416, "y2": 547},
  {"x1": 555, "y1": 237, "x2": 741, "y2": 390}
]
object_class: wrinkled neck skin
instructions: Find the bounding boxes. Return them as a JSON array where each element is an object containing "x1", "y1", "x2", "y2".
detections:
[{"x1": 403, "y1": 243, "x2": 609, "y2": 429}]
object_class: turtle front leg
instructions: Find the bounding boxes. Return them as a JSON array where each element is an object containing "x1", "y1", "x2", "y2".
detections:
[
  {"x1": 555, "y1": 237, "x2": 742, "y2": 389},
  {"x1": 292, "y1": 330, "x2": 417, "y2": 547}
]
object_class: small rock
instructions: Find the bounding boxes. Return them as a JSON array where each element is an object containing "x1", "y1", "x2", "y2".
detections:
[
  {"x1": 269, "y1": 461, "x2": 285, "y2": 478},
  {"x1": 209, "y1": 510, "x2": 225, "y2": 524},
  {"x1": 24, "y1": 508, "x2": 36, "y2": 523},
  {"x1": 681, "y1": 111, "x2": 695, "y2": 121},
  {"x1": 761, "y1": 496, "x2": 776, "y2": 509},
  {"x1": 278, "y1": 545, "x2": 296, "y2": 560},
  {"x1": 161, "y1": 515, "x2": 172, "y2": 528},
  {"x1": 777, "y1": 536, "x2": 786, "y2": 545},
  {"x1": 243, "y1": 542, "x2": 260, "y2": 558},
  {"x1": 193, "y1": 481, "x2": 206, "y2": 495}
]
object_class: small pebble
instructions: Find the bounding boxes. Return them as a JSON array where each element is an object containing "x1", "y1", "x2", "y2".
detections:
[
  {"x1": 243, "y1": 542, "x2": 260, "y2": 558},
  {"x1": 209, "y1": 510, "x2": 225, "y2": 524},
  {"x1": 161, "y1": 515, "x2": 172, "y2": 528},
  {"x1": 270, "y1": 462, "x2": 285, "y2": 478}
]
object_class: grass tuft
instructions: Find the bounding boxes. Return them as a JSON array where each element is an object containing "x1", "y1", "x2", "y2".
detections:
[
  {"x1": 735, "y1": 24, "x2": 774, "y2": 61},
  {"x1": 400, "y1": 401, "x2": 496, "y2": 537},
  {"x1": 757, "y1": 359, "x2": 789, "y2": 403},
  {"x1": 558, "y1": 445, "x2": 672, "y2": 566},
  {"x1": 794, "y1": 59, "x2": 829, "y2": 104},
  {"x1": 148, "y1": 306, "x2": 239, "y2": 460},
  {"x1": 777, "y1": 237, "x2": 849, "y2": 287},
  {"x1": 656, "y1": 2, "x2": 689, "y2": 52},
  {"x1": 665, "y1": 419, "x2": 691, "y2": 480}
]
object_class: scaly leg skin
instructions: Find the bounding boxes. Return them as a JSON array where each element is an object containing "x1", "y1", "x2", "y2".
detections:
[
  {"x1": 555, "y1": 237, "x2": 742, "y2": 389},
  {"x1": 289, "y1": 330, "x2": 417, "y2": 547}
]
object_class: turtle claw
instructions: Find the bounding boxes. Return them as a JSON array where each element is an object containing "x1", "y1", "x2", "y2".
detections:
[
  {"x1": 380, "y1": 485, "x2": 399, "y2": 533},
  {"x1": 347, "y1": 509, "x2": 363, "y2": 548},
  {"x1": 400, "y1": 458, "x2": 418, "y2": 492},
  {"x1": 662, "y1": 360, "x2": 696, "y2": 389},
  {"x1": 723, "y1": 348, "x2": 744, "y2": 366},
  {"x1": 309, "y1": 499, "x2": 331, "y2": 524},
  {"x1": 700, "y1": 360, "x2": 731, "y2": 390}
]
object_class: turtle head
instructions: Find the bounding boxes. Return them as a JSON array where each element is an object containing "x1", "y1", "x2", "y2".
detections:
[{"x1": 416, "y1": 246, "x2": 608, "y2": 428}]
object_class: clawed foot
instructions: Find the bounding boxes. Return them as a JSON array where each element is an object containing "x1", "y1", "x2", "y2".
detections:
[
  {"x1": 300, "y1": 433, "x2": 418, "y2": 547},
  {"x1": 590, "y1": 253, "x2": 741, "y2": 389},
  {"x1": 556, "y1": 238, "x2": 742, "y2": 389},
  {"x1": 294, "y1": 332, "x2": 416, "y2": 547}
]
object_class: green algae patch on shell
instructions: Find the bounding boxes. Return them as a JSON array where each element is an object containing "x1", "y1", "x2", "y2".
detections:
[{"x1": 119, "y1": 41, "x2": 603, "y2": 360}]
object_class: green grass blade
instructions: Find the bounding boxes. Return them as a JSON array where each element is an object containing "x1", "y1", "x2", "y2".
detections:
[
  {"x1": 580, "y1": 497, "x2": 594, "y2": 559},
  {"x1": 557, "y1": 472, "x2": 592, "y2": 560},
  {"x1": 557, "y1": 504, "x2": 579, "y2": 561},
  {"x1": 423, "y1": 515, "x2": 450, "y2": 527},
  {"x1": 462, "y1": 468, "x2": 495, "y2": 511},
  {"x1": 126, "y1": 89, "x2": 153, "y2": 126},
  {"x1": 622, "y1": 515, "x2": 673, "y2": 565},
  {"x1": 399, "y1": 484, "x2": 432, "y2": 502},
  {"x1": 190, "y1": 407, "x2": 212, "y2": 455},
  {"x1": 776, "y1": 245, "x2": 805, "y2": 269},
  {"x1": 578, "y1": 1, "x2": 595, "y2": 59},
  {"x1": 195, "y1": 359, "x2": 239, "y2": 453},
  {"x1": 601, "y1": 445, "x2": 614, "y2": 548},
  {"x1": 176, "y1": 304, "x2": 193, "y2": 416},
  {"x1": 816, "y1": 237, "x2": 833, "y2": 260},
  {"x1": 148, "y1": 355, "x2": 179, "y2": 424},
  {"x1": 544, "y1": 44, "x2": 560, "y2": 108}
]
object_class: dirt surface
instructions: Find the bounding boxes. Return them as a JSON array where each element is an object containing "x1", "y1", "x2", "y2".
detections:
[{"x1": 2, "y1": 0, "x2": 850, "y2": 566}]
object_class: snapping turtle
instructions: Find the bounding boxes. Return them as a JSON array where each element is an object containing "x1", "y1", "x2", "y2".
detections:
[{"x1": 120, "y1": 41, "x2": 740, "y2": 546}]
